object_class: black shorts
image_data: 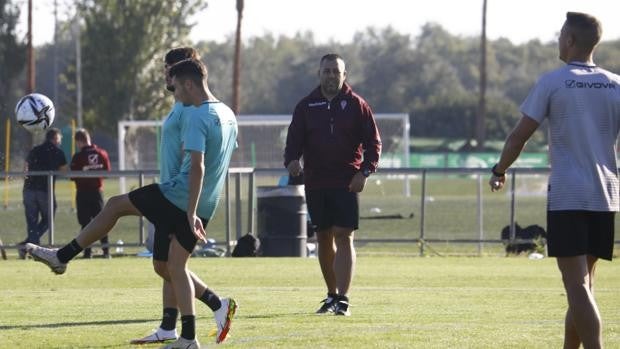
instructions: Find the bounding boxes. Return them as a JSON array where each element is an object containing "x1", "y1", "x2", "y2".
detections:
[
  {"x1": 128, "y1": 184, "x2": 207, "y2": 261},
  {"x1": 76, "y1": 190, "x2": 104, "y2": 228},
  {"x1": 547, "y1": 210, "x2": 615, "y2": 261},
  {"x1": 305, "y1": 188, "x2": 358, "y2": 231}
]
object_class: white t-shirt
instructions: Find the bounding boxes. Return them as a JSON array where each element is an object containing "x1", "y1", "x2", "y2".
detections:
[{"x1": 521, "y1": 62, "x2": 620, "y2": 211}]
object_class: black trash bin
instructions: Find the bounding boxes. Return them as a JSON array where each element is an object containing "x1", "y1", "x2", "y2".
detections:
[{"x1": 257, "y1": 185, "x2": 307, "y2": 257}]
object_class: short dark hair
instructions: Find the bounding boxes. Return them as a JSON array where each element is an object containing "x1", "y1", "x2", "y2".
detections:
[
  {"x1": 45, "y1": 128, "x2": 61, "y2": 141},
  {"x1": 165, "y1": 47, "x2": 200, "y2": 65},
  {"x1": 320, "y1": 53, "x2": 344, "y2": 66},
  {"x1": 74, "y1": 128, "x2": 90, "y2": 143},
  {"x1": 168, "y1": 58, "x2": 207, "y2": 86},
  {"x1": 565, "y1": 12, "x2": 602, "y2": 51}
]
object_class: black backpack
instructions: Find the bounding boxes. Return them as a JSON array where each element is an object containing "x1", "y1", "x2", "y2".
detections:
[{"x1": 232, "y1": 233, "x2": 260, "y2": 257}]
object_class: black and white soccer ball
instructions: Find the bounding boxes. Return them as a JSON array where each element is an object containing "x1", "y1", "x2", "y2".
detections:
[{"x1": 15, "y1": 93, "x2": 55, "y2": 131}]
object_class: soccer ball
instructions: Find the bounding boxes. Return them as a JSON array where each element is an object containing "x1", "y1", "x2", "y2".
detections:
[{"x1": 15, "y1": 93, "x2": 55, "y2": 131}]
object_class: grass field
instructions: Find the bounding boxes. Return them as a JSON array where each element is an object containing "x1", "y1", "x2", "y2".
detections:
[{"x1": 1, "y1": 256, "x2": 619, "y2": 348}]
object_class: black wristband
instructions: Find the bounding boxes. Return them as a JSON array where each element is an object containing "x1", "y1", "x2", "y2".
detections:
[{"x1": 491, "y1": 164, "x2": 505, "y2": 177}]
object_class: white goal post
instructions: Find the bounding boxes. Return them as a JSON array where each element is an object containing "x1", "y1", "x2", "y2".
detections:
[{"x1": 118, "y1": 113, "x2": 410, "y2": 193}]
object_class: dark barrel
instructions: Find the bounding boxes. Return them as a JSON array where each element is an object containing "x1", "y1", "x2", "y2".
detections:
[{"x1": 257, "y1": 185, "x2": 307, "y2": 257}]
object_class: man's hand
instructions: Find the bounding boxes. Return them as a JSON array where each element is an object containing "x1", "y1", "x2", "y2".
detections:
[
  {"x1": 188, "y1": 213, "x2": 207, "y2": 243},
  {"x1": 489, "y1": 174, "x2": 506, "y2": 192},
  {"x1": 287, "y1": 160, "x2": 303, "y2": 177},
  {"x1": 489, "y1": 164, "x2": 507, "y2": 192},
  {"x1": 348, "y1": 171, "x2": 367, "y2": 193}
]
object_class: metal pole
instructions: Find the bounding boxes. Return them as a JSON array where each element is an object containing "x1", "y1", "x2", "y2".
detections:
[
  {"x1": 25, "y1": 0, "x2": 34, "y2": 151},
  {"x1": 53, "y1": 0, "x2": 59, "y2": 113},
  {"x1": 419, "y1": 170, "x2": 427, "y2": 256},
  {"x1": 247, "y1": 170, "x2": 255, "y2": 235},
  {"x1": 138, "y1": 172, "x2": 144, "y2": 244},
  {"x1": 3, "y1": 119, "x2": 10, "y2": 209},
  {"x1": 47, "y1": 172, "x2": 54, "y2": 245},
  {"x1": 235, "y1": 172, "x2": 242, "y2": 239},
  {"x1": 232, "y1": 0, "x2": 244, "y2": 115},
  {"x1": 118, "y1": 123, "x2": 126, "y2": 193},
  {"x1": 477, "y1": 173, "x2": 483, "y2": 255},
  {"x1": 26, "y1": 0, "x2": 34, "y2": 94},
  {"x1": 75, "y1": 11, "x2": 83, "y2": 128},
  {"x1": 403, "y1": 116, "x2": 411, "y2": 197},
  {"x1": 509, "y1": 170, "x2": 517, "y2": 241},
  {"x1": 475, "y1": 0, "x2": 487, "y2": 149},
  {"x1": 225, "y1": 173, "x2": 231, "y2": 256}
]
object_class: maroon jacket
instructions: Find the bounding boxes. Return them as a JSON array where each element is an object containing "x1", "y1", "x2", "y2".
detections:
[
  {"x1": 284, "y1": 83, "x2": 382, "y2": 189},
  {"x1": 70, "y1": 144, "x2": 111, "y2": 191}
]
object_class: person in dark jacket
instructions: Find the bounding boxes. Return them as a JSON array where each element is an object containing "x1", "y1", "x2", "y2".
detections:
[
  {"x1": 18, "y1": 128, "x2": 67, "y2": 258},
  {"x1": 284, "y1": 53, "x2": 382, "y2": 316},
  {"x1": 70, "y1": 128, "x2": 111, "y2": 258}
]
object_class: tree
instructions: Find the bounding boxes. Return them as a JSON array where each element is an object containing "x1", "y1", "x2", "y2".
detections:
[
  {"x1": 0, "y1": 0, "x2": 26, "y2": 118},
  {"x1": 193, "y1": 23, "x2": 620, "y2": 146},
  {"x1": 78, "y1": 0, "x2": 205, "y2": 134}
]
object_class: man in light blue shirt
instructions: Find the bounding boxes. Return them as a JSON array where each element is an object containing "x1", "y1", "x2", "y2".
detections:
[
  {"x1": 27, "y1": 56, "x2": 238, "y2": 349},
  {"x1": 155, "y1": 58, "x2": 237, "y2": 348},
  {"x1": 132, "y1": 48, "x2": 238, "y2": 346}
]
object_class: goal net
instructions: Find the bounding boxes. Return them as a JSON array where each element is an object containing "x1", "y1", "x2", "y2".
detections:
[{"x1": 118, "y1": 113, "x2": 410, "y2": 190}]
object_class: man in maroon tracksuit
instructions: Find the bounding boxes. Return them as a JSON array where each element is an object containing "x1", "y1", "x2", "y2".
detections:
[
  {"x1": 70, "y1": 129, "x2": 111, "y2": 258},
  {"x1": 284, "y1": 53, "x2": 382, "y2": 316}
]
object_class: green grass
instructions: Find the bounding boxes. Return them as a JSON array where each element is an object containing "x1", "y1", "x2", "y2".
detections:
[{"x1": 1, "y1": 256, "x2": 619, "y2": 348}]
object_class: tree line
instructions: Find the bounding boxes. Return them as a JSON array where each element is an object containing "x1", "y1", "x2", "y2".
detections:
[{"x1": 2, "y1": 0, "x2": 620, "y2": 160}]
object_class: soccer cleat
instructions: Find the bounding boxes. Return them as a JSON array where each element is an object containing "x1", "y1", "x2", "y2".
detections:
[
  {"x1": 130, "y1": 328, "x2": 178, "y2": 344},
  {"x1": 334, "y1": 298, "x2": 351, "y2": 316},
  {"x1": 26, "y1": 243, "x2": 66, "y2": 275},
  {"x1": 214, "y1": 298, "x2": 237, "y2": 344},
  {"x1": 159, "y1": 336, "x2": 199, "y2": 349},
  {"x1": 316, "y1": 296, "x2": 337, "y2": 314}
]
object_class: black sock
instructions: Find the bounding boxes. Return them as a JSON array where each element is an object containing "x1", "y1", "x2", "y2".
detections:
[
  {"x1": 57, "y1": 239, "x2": 83, "y2": 263},
  {"x1": 198, "y1": 289, "x2": 222, "y2": 312},
  {"x1": 160, "y1": 307, "x2": 178, "y2": 331},
  {"x1": 180, "y1": 315, "x2": 196, "y2": 340},
  {"x1": 327, "y1": 293, "x2": 338, "y2": 302},
  {"x1": 338, "y1": 294, "x2": 349, "y2": 303}
]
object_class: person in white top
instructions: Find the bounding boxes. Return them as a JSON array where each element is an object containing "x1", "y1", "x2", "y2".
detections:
[{"x1": 490, "y1": 12, "x2": 620, "y2": 349}]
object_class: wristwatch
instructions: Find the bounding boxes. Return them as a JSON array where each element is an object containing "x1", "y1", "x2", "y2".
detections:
[{"x1": 362, "y1": 168, "x2": 371, "y2": 177}]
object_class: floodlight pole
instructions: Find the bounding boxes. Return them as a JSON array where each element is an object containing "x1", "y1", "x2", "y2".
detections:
[
  {"x1": 53, "y1": 0, "x2": 59, "y2": 115},
  {"x1": 233, "y1": 0, "x2": 245, "y2": 164},
  {"x1": 75, "y1": 10, "x2": 83, "y2": 128},
  {"x1": 26, "y1": 0, "x2": 34, "y2": 94},
  {"x1": 232, "y1": 0, "x2": 244, "y2": 115},
  {"x1": 475, "y1": 0, "x2": 487, "y2": 149},
  {"x1": 26, "y1": 0, "x2": 34, "y2": 151}
]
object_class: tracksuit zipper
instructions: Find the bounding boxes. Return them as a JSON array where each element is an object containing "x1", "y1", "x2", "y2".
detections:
[{"x1": 328, "y1": 101, "x2": 334, "y2": 135}]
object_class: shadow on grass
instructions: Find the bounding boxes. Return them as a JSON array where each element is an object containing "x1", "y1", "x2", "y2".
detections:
[
  {"x1": 242, "y1": 312, "x2": 314, "y2": 319},
  {"x1": 0, "y1": 318, "x2": 157, "y2": 330}
]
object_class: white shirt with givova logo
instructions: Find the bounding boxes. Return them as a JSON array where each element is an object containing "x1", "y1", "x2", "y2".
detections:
[{"x1": 521, "y1": 62, "x2": 620, "y2": 211}]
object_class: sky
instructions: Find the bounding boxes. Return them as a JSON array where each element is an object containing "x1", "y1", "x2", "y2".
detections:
[{"x1": 17, "y1": 0, "x2": 620, "y2": 47}]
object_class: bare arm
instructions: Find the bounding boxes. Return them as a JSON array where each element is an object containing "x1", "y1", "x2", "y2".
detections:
[
  {"x1": 490, "y1": 114, "x2": 539, "y2": 191},
  {"x1": 187, "y1": 150, "x2": 207, "y2": 242}
]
